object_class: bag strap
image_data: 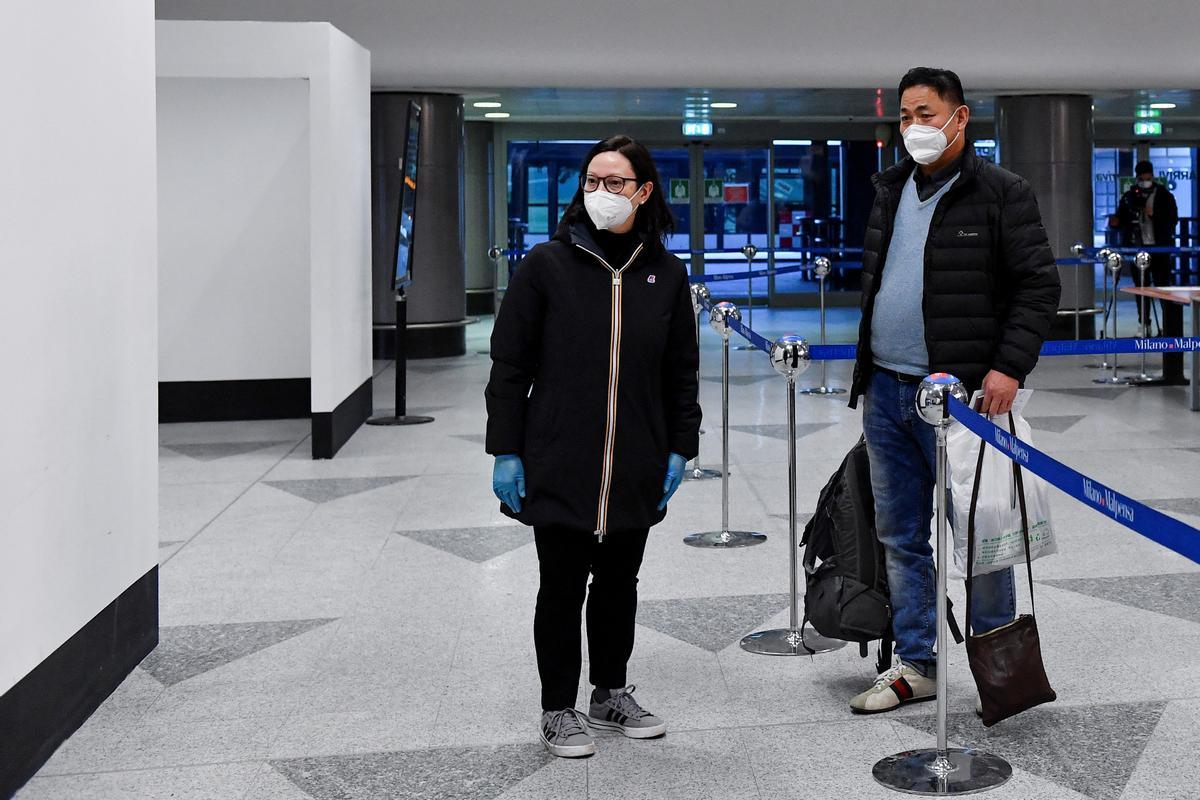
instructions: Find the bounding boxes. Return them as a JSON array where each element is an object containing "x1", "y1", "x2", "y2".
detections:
[
  {"x1": 966, "y1": 411, "x2": 1037, "y2": 638},
  {"x1": 1007, "y1": 412, "x2": 1037, "y2": 618},
  {"x1": 964, "y1": 432, "x2": 988, "y2": 637}
]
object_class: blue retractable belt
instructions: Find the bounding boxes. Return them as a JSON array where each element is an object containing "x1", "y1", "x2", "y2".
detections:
[{"x1": 947, "y1": 397, "x2": 1200, "y2": 565}]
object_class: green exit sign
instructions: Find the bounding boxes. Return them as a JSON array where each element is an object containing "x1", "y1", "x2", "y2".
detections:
[{"x1": 1134, "y1": 121, "x2": 1163, "y2": 136}]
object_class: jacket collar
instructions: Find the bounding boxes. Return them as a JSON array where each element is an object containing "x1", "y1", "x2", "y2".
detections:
[
  {"x1": 555, "y1": 220, "x2": 659, "y2": 263},
  {"x1": 872, "y1": 146, "x2": 984, "y2": 193}
]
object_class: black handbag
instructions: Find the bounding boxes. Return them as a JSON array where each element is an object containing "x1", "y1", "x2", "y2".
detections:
[{"x1": 964, "y1": 412, "x2": 1057, "y2": 727}]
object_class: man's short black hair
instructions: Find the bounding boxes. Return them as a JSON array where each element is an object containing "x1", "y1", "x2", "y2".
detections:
[
  {"x1": 1135, "y1": 160, "x2": 1155, "y2": 176},
  {"x1": 898, "y1": 67, "x2": 966, "y2": 108}
]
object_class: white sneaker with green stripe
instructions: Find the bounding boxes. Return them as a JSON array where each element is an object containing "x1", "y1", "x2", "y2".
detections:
[
  {"x1": 849, "y1": 659, "x2": 936, "y2": 714},
  {"x1": 587, "y1": 685, "x2": 667, "y2": 739}
]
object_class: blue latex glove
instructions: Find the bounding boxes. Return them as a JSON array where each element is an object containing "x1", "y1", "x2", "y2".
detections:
[
  {"x1": 492, "y1": 454, "x2": 525, "y2": 513},
  {"x1": 657, "y1": 453, "x2": 687, "y2": 511}
]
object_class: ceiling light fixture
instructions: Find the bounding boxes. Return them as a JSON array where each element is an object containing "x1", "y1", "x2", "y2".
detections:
[
  {"x1": 1149, "y1": 102, "x2": 1177, "y2": 110},
  {"x1": 484, "y1": 112, "x2": 510, "y2": 119},
  {"x1": 473, "y1": 101, "x2": 503, "y2": 108},
  {"x1": 710, "y1": 102, "x2": 738, "y2": 109}
]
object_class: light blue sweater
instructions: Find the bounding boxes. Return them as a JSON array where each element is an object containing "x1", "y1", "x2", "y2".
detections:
[{"x1": 871, "y1": 171, "x2": 959, "y2": 376}]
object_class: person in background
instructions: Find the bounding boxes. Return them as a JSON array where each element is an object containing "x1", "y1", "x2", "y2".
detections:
[
  {"x1": 847, "y1": 67, "x2": 1061, "y2": 714},
  {"x1": 1115, "y1": 160, "x2": 1186, "y2": 385},
  {"x1": 484, "y1": 136, "x2": 701, "y2": 758}
]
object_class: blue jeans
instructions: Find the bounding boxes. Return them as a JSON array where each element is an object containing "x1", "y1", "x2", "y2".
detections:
[{"x1": 862, "y1": 369, "x2": 1015, "y2": 677}]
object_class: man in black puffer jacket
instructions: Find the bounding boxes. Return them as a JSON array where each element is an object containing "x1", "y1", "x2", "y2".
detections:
[{"x1": 847, "y1": 68, "x2": 1061, "y2": 715}]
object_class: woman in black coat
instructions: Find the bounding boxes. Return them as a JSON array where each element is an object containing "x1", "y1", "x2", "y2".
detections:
[{"x1": 484, "y1": 136, "x2": 701, "y2": 758}]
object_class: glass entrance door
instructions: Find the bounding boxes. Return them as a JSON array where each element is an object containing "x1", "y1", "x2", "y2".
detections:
[{"x1": 699, "y1": 147, "x2": 770, "y2": 298}]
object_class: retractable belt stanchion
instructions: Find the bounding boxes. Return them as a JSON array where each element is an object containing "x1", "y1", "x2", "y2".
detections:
[
  {"x1": 1070, "y1": 242, "x2": 1085, "y2": 342},
  {"x1": 684, "y1": 301, "x2": 767, "y2": 548},
  {"x1": 734, "y1": 244, "x2": 758, "y2": 351},
  {"x1": 1131, "y1": 251, "x2": 1158, "y2": 383},
  {"x1": 1094, "y1": 252, "x2": 1132, "y2": 385},
  {"x1": 1087, "y1": 249, "x2": 1115, "y2": 370},
  {"x1": 873, "y1": 374, "x2": 1012, "y2": 796},
  {"x1": 685, "y1": 283, "x2": 721, "y2": 481},
  {"x1": 740, "y1": 335, "x2": 846, "y2": 656},
  {"x1": 488, "y1": 245, "x2": 506, "y2": 316},
  {"x1": 800, "y1": 257, "x2": 847, "y2": 396},
  {"x1": 477, "y1": 245, "x2": 507, "y2": 356}
]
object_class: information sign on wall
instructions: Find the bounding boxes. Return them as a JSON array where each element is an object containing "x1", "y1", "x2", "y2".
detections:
[
  {"x1": 669, "y1": 178, "x2": 690, "y2": 204},
  {"x1": 723, "y1": 183, "x2": 749, "y2": 204},
  {"x1": 703, "y1": 179, "x2": 724, "y2": 204}
]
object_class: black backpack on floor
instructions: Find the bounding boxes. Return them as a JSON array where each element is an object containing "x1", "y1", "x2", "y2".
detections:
[
  {"x1": 801, "y1": 436, "x2": 962, "y2": 671},
  {"x1": 801, "y1": 437, "x2": 893, "y2": 668}
]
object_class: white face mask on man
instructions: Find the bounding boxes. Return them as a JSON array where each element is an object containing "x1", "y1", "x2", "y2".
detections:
[
  {"x1": 1138, "y1": 180, "x2": 1154, "y2": 189},
  {"x1": 584, "y1": 187, "x2": 640, "y2": 230},
  {"x1": 902, "y1": 105, "x2": 967, "y2": 165}
]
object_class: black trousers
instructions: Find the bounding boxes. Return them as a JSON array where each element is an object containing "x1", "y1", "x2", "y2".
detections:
[
  {"x1": 1131, "y1": 253, "x2": 1185, "y2": 379},
  {"x1": 533, "y1": 525, "x2": 650, "y2": 711}
]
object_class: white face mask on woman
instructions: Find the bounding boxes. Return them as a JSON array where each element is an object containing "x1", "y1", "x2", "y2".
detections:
[
  {"x1": 902, "y1": 105, "x2": 967, "y2": 165},
  {"x1": 584, "y1": 188, "x2": 639, "y2": 230}
]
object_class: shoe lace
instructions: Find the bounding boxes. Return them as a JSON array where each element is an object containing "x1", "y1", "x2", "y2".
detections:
[
  {"x1": 872, "y1": 662, "x2": 905, "y2": 689},
  {"x1": 548, "y1": 708, "x2": 588, "y2": 739},
  {"x1": 607, "y1": 685, "x2": 650, "y2": 719}
]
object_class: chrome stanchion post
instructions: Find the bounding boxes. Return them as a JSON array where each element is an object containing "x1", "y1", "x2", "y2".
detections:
[
  {"x1": 740, "y1": 336, "x2": 846, "y2": 655},
  {"x1": 873, "y1": 374, "x2": 1012, "y2": 796},
  {"x1": 1088, "y1": 248, "x2": 1114, "y2": 370},
  {"x1": 800, "y1": 257, "x2": 847, "y2": 395},
  {"x1": 1131, "y1": 251, "x2": 1156, "y2": 383},
  {"x1": 685, "y1": 283, "x2": 721, "y2": 481},
  {"x1": 1070, "y1": 242, "x2": 1085, "y2": 342},
  {"x1": 1095, "y1": 252, "x2": 1131, "y2": 385},
  {"x1": 684, "y1": 302, "x2": 767, "y2": 548},
  {"x1": 488, "y1": 245, "x2": 505, "y2": 316},
  {"x1": 735, "y1": 244, "x2": 758, "y2": 351}
]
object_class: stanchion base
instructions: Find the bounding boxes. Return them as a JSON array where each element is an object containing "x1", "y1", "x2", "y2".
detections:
[
  {"x1": 683, "y1": 530, "x2": 766, "y2": 548},
  {"x1": 739, "y1": 626, "x2": 846, "y2": 656},
  {"x1": 799, "y1": 386, "x2": 848, "y2": 395},
  {"x1": 1082, "y1": 362, "x2": 1111, "y2": 370},
  {"x1": 1092, "y1": 376, "x2": 1132, "y2": 385},
  {"x1": 366, "y1": 414, "x2": 435, "y2": 426},
  {"x1": 683, "y1": 467, "x2": 723, "y2": 481},
  {"x1": 1130, "y1": 374, "x2": 1167, "y2": 385},
  {"x1": 873, "y1": 748, "x2": 1012, "y2": 795}
]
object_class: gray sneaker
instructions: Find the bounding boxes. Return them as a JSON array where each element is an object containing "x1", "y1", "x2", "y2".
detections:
[
  {"x1": 587, "y1": 685, "x2": 667, "y2": 739},
  {"x1": 539, "y1": 708, "x2": 596, "y2": 758}
]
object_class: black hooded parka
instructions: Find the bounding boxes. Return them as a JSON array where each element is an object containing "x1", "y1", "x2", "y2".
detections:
[{"x1": 485, "y1": 221, "x2": 701, "y2": 537}]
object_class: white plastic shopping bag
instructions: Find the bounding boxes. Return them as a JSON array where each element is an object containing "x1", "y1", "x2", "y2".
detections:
[{"x1": 947, "y1": 390, "x2": 1056, "y2": 577}]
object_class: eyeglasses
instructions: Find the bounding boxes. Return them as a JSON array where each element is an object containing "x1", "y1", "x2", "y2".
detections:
[{"x1": 582, "y1": 174, "x2": 639, "y2": 193}]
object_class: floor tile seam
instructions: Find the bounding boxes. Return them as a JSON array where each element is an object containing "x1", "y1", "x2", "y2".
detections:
[
  {"x1": 35, "y1": 754, "x2": 267, "y2": 780},
  {"x1": 266, "y1": 501, "x2": 322, "y2": 562},
  {"x1": 339, "y1": 502, "x2": 415, "y2": 611},
  {"x1": 732, "y1": 727, "x2": 767, "y2": 799},
  {"x1": 430, "y1": 623, "x2": 469, "y2": 732},
  {"x1": 160, "y1": 437, "x2": 311, "y2": 568}
]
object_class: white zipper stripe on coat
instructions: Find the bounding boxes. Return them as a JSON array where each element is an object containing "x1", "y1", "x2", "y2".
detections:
[{"x1": 575, "y1": 241, "x2": 643, "y2": 542}]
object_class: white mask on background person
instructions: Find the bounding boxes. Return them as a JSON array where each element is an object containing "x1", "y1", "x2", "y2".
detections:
[
  {"x1": 1138, "y1": 180, "x2": 1154, "y2": 189},
  {"x1": 902, "y1": 105, "x2": 967, "y2": 165},
  {"x1": 584, "y1": 188, "x2": 639, "y2": 230}
]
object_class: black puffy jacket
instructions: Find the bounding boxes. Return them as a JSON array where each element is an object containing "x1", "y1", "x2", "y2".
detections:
[
  {"x1": 849, "y1": 152, "x2": 1061, "y2": 407},
  {"x1": 485, "y1": 222, "x2": 701, "y2": 535}
]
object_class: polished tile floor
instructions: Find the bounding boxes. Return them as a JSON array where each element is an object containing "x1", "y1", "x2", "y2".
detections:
[{"x1": 17, "y1": 305, "x2": 1200, "y2": 800}]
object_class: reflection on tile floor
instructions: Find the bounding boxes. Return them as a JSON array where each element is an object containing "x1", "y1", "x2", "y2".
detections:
[{"x1": 17, "y1": 307, "x2": 1200, "y2": 799}]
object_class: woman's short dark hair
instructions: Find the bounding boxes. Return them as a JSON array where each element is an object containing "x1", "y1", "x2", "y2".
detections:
[
  {"x1": 559, "y1": 136, "x2": 675, "y2": 240},
  {"x1": 898, "y1": 67, "x2": 965, "y2": 108}
]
